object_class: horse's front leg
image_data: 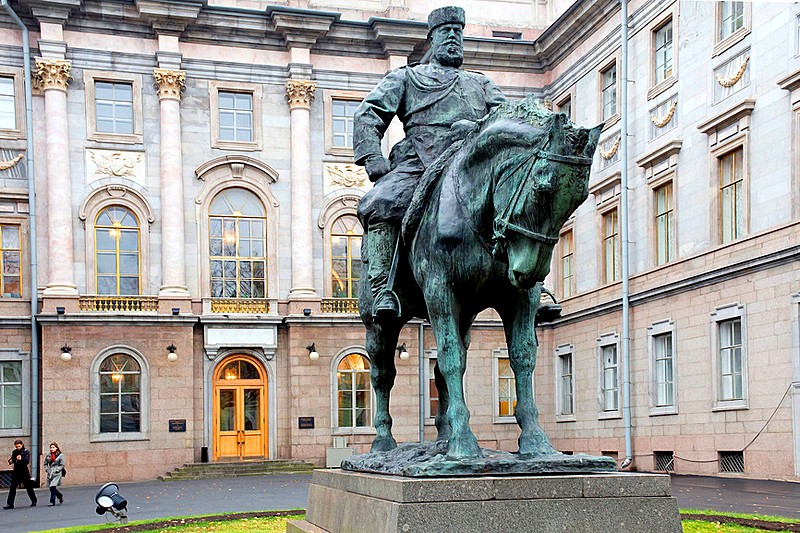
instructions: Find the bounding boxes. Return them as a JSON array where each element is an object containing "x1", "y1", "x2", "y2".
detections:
[
  {"x1": 433, "y1": 361, "x2": 450, "y2": 441},
  {"x1": 427, "y1": 289, "x2": 481, "y2": 459},
  {"x1": 366, "y1": 321, "x2": 400, "y2": 452},
  {"x1": 499, "y1": 289, "x2": 557, "y2": 456}
]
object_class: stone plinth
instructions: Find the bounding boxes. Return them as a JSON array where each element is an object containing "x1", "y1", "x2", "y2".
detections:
[{"x1": 287, "y1": 469, "x2": 682, "y2": 533}]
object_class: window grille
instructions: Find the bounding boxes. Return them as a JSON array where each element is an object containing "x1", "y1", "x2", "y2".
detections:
[
  {"x1": 719, "y1": 451, "x2": 744, "y2": 473},
  {"x1": 654, "y1": 451, "x2": 674, "y2": 472}
]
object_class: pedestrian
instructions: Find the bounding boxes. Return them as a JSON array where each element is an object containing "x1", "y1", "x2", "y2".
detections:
[
  {"x1": 43, "y1": 442, "x2": 65, "y2": 506},
  {"x1": 4, "y1": 439, "x2": 37, "y2": 509}
]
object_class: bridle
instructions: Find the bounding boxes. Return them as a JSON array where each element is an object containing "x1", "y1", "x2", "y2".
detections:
[{"x1": 489, "y1": 143, "x2": 593, "y2": 259}]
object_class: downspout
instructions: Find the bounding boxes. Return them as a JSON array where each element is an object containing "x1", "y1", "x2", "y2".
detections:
[
  {"x1": 1, "y1": 0, "x2": 40, "y2": 478},
  {"x1": 619, "y1": 0, "x2": 633, "y2": 470},
  {"x1": 418, "y1": 321, "x2": 425, "y2": 443}
]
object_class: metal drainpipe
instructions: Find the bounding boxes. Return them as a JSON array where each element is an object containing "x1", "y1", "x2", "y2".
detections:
[
  {"x1": 1, "y1": 0, "x2": 40, "y2": 478},
  {"x1": 418, "y1": 321, "x2": 425, "y2": 443},
  {"x1": 619, "y1": 0, "x2": 633, "y2": 470}
]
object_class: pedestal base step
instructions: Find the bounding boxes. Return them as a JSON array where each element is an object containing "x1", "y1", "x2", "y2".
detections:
[{"x1": 296, "y1": 469, "x2": 682, "y2": 533}]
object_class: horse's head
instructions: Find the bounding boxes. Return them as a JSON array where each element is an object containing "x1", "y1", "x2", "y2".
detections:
[{"x1": 469, "y1": 100, "x2": 601, "y2": 289}]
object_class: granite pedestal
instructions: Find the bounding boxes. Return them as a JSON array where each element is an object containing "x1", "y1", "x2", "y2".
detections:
[{"x1": 287, "y1": 469, "x2": 682, "y2": 533}]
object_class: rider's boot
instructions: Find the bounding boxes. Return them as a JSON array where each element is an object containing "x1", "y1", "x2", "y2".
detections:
[{"x1": 367, "y1": 221, "x2": 400, "y2": 321}]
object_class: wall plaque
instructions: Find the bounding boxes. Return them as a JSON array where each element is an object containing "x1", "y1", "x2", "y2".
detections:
[
  {"x1": 298, "y1": 416, "x2": 315, "y2": 429},
  {"x1": 169, "y1": 419, "x2": 187, "y2": 432}
]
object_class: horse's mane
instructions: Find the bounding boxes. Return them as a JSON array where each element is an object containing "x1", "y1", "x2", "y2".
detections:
[{"x1": 477, "y1": 96, "x2": 553, "y2": 132}]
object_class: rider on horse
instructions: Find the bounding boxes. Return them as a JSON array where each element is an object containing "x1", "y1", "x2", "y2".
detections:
[{"x1": 354, "y1": 6, "x2": 506, "y2": 322}]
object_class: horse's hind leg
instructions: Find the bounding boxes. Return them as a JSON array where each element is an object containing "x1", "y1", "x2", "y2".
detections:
[
  {"x1": 366, "y1": 321, "x2": 400, "y2": 452},
  {"x1": 499, "y1": 290, "x2": 557, "y2": 456}
]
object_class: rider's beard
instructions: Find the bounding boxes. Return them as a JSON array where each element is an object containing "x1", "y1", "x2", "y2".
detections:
[{"x1": 433, "y1": 43, "x2": 464, "y2": 67}]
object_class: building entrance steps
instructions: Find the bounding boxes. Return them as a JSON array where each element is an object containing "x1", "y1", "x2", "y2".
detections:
[{"x1": 159, "y1": 459, "x2": 317, "y2": 481}]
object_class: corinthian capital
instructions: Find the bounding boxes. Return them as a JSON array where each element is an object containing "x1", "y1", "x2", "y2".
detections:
[
  {"x1": 153, "y1": 68, "x2": 186, "y2": 100},
  {"x1": 285, "y1": 79, "x2": 317, "y2": 110},
  {"x1": 35, "y1": 59, "x2": 72, "y2": 92}
]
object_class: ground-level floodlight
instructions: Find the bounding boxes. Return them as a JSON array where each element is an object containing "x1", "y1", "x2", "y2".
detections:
[{"x1": 95, "y1": 482, "x2": 128, "y2": 523}]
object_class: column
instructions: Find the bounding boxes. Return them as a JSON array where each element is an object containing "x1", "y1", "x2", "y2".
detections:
[
  {"x1": 38, "y1": 58, "x2": 78, "y2": 296},
  {"x1": 153, "y1": 68, "x2": 190, "y2": 297},
  {"x1": 285, "y1": 79, "x2": 317, "y2": 299}
]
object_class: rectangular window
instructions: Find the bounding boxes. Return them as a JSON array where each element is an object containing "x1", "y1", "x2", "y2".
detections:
[
  {"x1": 95, "y1": 81, "x2": 133, "y2": 135},
  {"x1": 560, "y1": 230, "x2": 574, "y2": 298},
  {"x1": 654, "y1": 21, "x2": 673, "y2": 85},
  {"x1": 428, "y1": 358, "x2": 439, "y2": 420},
  {"x1": 655, "y1": 182, "x2": 674, "y2": 265},
  {"x1": 603, "y1": 209, "x2": 619, "y2": 283},
  {"x1": 497, "y1": 357, "x2": 516, "y2": 417},
  {"x1": 601, "y1": 344, "x2": 618, "y2": 412},
  {"x1": 719, "y1": 318, "x2": 743, "y2": 401},
  {"x1": 0, "y1": 77, "x2": 15, "y2": 130},
  {"x1": 602, "y1": 64, "x2": 617, "y2": 119},
  {"x1": 218, "y1": 91, "x2": 254, "y2": 143},
  {"x1": 720, "y1": 148, "x2": 744, "y2": 243},
  {"x1": 0, "y1": 224, "x2": 21, "y2": 298},
  {"x1": 0, "y1": 361, "x2": 22, "y2": 429},
  {"x1": 556, "y1": 96, "x2": 572, "y2": 120},
  {"x1": 331, "y1": 98, "x2": 359, "y2": 149},
  {"x1": 720, "y1": 1, "x2": 745, "y2": 40},
  {"x1": 558, "y1": 352, "x2": 574, "y2": 416},
  {"x1": 653, "y1": 333, "x2": 674, "y2": 407}
]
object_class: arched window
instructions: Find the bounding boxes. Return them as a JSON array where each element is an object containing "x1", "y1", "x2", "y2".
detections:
[
  {"x1": 336, "y1": 353, "x2": 372, "y2": 428},
  {"x1": 95, "y1": 206, "x2": 140, "y2": 295},
  {"x1": 330, "y1": 215, "x2": 362, "y2": 298},
  {"x1": 209, "y1": 188, "x2": 267, "y2": 299},
  {"x1": 99, "y1": 353, "x2": 141, "y2": 433}
]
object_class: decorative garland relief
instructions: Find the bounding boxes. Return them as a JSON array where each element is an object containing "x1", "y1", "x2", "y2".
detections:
[
  {"x1": 650, "y1": 100, "x2": 677, "y2": 128},
  {"x1": 599, "y1": 135, "x2": 621, "y2": 160},
  {"x1": 716, "y1": 55, "x2": 749, "y2": 88}
]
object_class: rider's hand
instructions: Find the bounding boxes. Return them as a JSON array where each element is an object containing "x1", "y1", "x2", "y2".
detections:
[{"x1": 364, "y1": 155, "x2": 391, "y2": 182}]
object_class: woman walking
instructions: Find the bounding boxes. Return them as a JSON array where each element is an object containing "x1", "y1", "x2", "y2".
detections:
[{"x1": 43, "y1": 442, "x2": 65, "y2": 506}]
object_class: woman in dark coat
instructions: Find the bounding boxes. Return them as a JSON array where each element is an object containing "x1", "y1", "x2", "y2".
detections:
[{"x1": 43, "y1": 442, "x2": 65, "y2": 506}]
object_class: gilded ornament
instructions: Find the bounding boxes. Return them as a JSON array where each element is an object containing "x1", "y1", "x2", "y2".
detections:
[
  {"x1": 716, "y1": 55, "x2": 749, "y2": 88},
  {"x1": 90, "y1": 151, "x2": 143, "y2": 178},
  {"x1": 35, "y1": 59, "x2": 72, "y2": 91},
  {"x1": 285, "y1": 79, "x2": 317, "y2": 109},
  {"x1": 0, "y1": 154, "x2": 24, "y2": 171},
  {"x1": 599, "y1": 135, "x2": 621, "y2": 160},
  {"x1": 327, "y1": 164, "x2": 368, "y2": 188},
  {"x1": 153, "y1": 68, "x2": 186, "y2": 100},
  {"x1": 650, "y1": 100, "x2": 677, "y2": 128}
]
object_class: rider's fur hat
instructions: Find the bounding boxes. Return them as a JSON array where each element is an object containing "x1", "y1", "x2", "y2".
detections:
[{"x1": 428, "y1": 6, "x2": 465, "y2": 34}]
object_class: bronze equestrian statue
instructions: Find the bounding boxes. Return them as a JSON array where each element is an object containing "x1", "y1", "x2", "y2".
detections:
[{"x1": 349, "y1": 6, "x2": 608, "y2": 472}]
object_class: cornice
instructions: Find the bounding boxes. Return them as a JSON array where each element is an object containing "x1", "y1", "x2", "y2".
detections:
[
  {"x1": 778, "y1": 68, "x2": 800, "y2": 93},
  {"x1": 697, "y1": 98, "x2": 756, "y2": 135},
  {"x1": 269, "y1": 6, "x2": 339, "y2": 49},
  {"x1": 636, "y1": 140, "x2": 682, "y2": 169},
  {"x1": 135, "y1": 0, "x2": 203, "y2": 34},
  {"x1": 20, "y1": 0, "x2": 82, "y2": 25}
]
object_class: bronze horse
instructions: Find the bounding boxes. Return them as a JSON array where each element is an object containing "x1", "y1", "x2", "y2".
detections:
[{"x1": 358, "y1": 98, "x2": 601, "y2": 459}]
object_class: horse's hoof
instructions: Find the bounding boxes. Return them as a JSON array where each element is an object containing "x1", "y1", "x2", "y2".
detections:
[
  {"x1": 370, "y1": 436, "x2": 398, "y2": 452},
  {"x1": 446, "y1": 435, "x2": 482, "y2": 459},
  {"x1": 519, "y1": 434, "x2": 558, "y2": 456}
]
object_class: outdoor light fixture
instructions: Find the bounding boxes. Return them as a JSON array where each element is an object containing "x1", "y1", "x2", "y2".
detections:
[
  {"x1": 307, "y1": 343, "x2": 319, "y2": 361},
  {"x1": 166, "y1": 344, "x2": 178, "y2": 362},
  {"x1": 60, "y1": 344, "x2": 72, "y2": 362},
  {"x1": 397, "y1": 343, "x2": 410, "y2": 361},
  {"x1": 303, "y1": 308, "x2": 312, "y2": 316},
  {"x1": 56, "y1": 306, "x2": 65, "y2": 315},
  {"x1": 171, "y1": 307, "x2": 180, "y2": 316},
  {"x1": 95, "y1": 482, "x2": 128, "y2": 523}
]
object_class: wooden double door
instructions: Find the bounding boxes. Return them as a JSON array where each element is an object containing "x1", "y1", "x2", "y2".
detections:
[{"x1": 213, "y1": 356, "x2": 267, "y2": 460}]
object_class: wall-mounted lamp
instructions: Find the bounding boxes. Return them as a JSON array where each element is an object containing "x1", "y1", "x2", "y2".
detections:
[
  {"x1": 303, "y1": 308, "x2": 312, "y2": 317},
  {"x1": 171, "y1": 307, "x2": 180, "y2": 316},
  {"x1": 166, "y1": 344, "x2": 178, "y2": 362},
  {"x1": 56, "y1": 307, "x2": 65, "y2": 315},
  {"x1": 60, "y1": 344, "x2": 72, "y2": 362},
  {"x1": 397, "y1": 343, "x2": 410, "y2": 361},
  {"x1": 307, "y1": 343, "x2": 319, "y2": 361}
]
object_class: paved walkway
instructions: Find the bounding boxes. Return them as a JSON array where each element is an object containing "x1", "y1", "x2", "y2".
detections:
[{"x1": 1, "y1": 473, "x2": 798, "y2": 533}]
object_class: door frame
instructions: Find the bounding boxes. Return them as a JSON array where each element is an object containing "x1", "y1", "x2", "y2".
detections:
[{"x1": 206, "y1": 349, "x2": 275, "y2": 461}]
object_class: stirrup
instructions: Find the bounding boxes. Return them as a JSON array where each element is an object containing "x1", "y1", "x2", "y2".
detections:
[{"x1": 372, "y1": 289, "x2": 401, "y2": 319}]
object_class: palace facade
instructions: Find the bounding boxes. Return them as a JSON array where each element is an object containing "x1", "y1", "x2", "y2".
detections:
[{"x1": 0, "y1": 0, "x2": 798, "y2": 485}]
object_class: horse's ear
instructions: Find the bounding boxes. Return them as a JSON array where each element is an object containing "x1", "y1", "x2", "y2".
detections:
[{"x1": 584, "y1": 124, "x2": 603, "y2": 158}]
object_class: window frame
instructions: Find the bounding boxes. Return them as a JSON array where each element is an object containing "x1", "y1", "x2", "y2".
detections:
[
  {"x1": 324, "y1": 90, "x2": 365, "y2": 157},
  {"x1": 713, "y1": 1, "x2": 751, "y2": 57},
  {"x1": 90, "y1": 345, "x2": 150, "y2": 442},
  {"x1": 0, "y1": 67, "x2": 25, "y2": 140},
  {"x1": 601, "y1": 205, "x2": 620, "y2": 285},
  {"x1": 318, "y1": 194, "x2": 365, "y2": 301},
  {"x1": 0, "y1": 350, "x2": 28, "y2": 435},
  {"x1": 209, "y1": 81, "x2": 263, "y2": 152},
  {"x1": 493, "y1": 347, "x2": 518, "y2": 423},
  {"x1": 94, "y1": 206, "x2": 142, "y2": 296},
  {"x1": 555, "y1": 344, "x2": 576, "y2": 422},
  {"x1": 0, "y1": 223, "x2": 22, "y2": 299},
  {"x1": 327, "y1": 214, "x2": 363, "y2": 300},
  {"x1": 598, "y1": 58, "x2": 619, "y2": 127},
  {"x1": 597, "y1": 333, "x2": 621, "y2": 419},
  {"x1": 647, "y1": 319, "x2": 678, "y2": 416},
  {"x1": 653, "y1": 180, "x2": 675, "y2": 266},
  {"x1": 423, "y1": 349, "x2": 439, "y2": 424},
  {"x1": 84, "y1": 70, "x2": 143, "y2": 145},
  {"x1": 648, "y1": 8, "x2": 678, "y2": 101},
  {"x1": 554, "y1": 86, "x2": 576, "y2": 122},
  {"x1": 331, "y1": 347, "x2": 376, "y2": 435},
  {"x1": 710, "y1": 304, "x2": 748, "y2": 411},
  {"x1": 558, "y1": 226, "x2": 575, "y2": 299},
  {"x1": 717, "y1": 146, "x2": 745, "y2": 244}
]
